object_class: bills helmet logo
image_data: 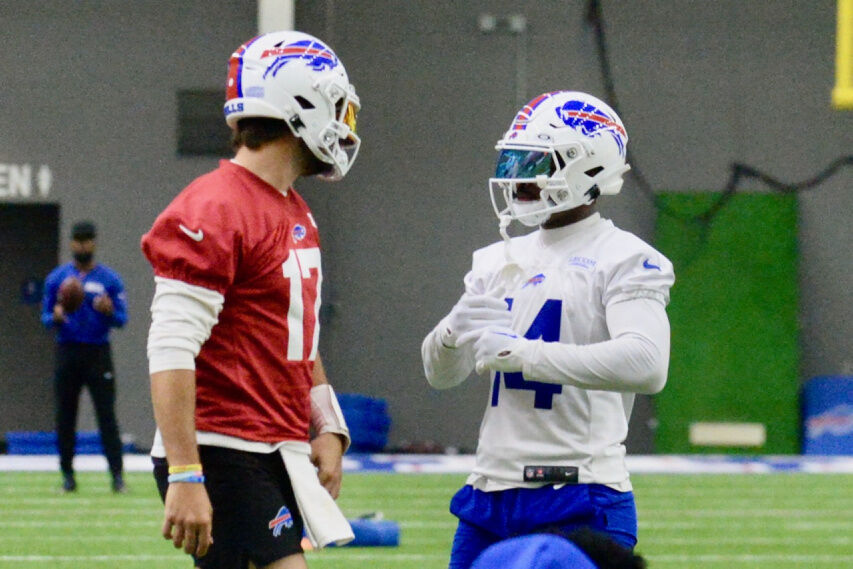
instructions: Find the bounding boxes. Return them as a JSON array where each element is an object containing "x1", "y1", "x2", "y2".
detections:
[
  {"x1": 268, "y1": 506, "x2": 294, "y2": 537},
  {"x1": 262, "y1": 40, "x2": 339, "y2": 79},
  {"x1": 292, "y1": 224, "x2": 307, "y2": 242},
  {"x1": 556, "y1": 99, "x2": 627, "y2": 156}
]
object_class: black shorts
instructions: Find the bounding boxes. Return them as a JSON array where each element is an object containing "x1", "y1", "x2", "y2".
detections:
[{"x1": 153, "y1": 445, "x2": 305, "y2": 569}]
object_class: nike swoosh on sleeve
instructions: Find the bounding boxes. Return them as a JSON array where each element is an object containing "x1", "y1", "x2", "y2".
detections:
[{"x1": 178, "y1": 224, "x2": 204, "y2": 242}]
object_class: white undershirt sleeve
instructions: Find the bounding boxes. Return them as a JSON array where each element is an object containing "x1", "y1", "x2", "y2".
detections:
[
  {"x1": 518, "y1": 297, "x2": 671, "y2": 394},
  {"x1": 146, "y1": 277, "x2": 225, "y2": 374}
]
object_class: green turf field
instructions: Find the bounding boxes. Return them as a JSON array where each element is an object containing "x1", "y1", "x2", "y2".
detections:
[{"x1": 0, "y1": 471, "x2": 851, "y2": 568}]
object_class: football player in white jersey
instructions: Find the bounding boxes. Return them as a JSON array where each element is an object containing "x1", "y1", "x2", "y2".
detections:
[{"x1": 422, "y1": 91, "x2": 674, "y2": 569}]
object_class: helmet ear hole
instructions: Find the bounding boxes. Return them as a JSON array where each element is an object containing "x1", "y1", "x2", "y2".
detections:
[
  {"x1": 294, "y1": 96, "x2": 315, "y2": 110},
  {"x1": 585, "y1": 166, "x2": 604, "y2": 177},
  {"x1": 586, "y1": 185, "x2": 601, "y2": 200},
  {"x1": 288, "y1": 115, "x2": 306, "y2": 131}
]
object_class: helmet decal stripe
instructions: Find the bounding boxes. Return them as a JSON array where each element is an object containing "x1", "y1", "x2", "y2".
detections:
[
  {"x1": 226, "y1": 35, "x2": 262, "y2": 100},
  {"x1": 512, "y1": 94, "x2": 550, "y2": 130},
  {"x1": 510, "y1": 91, "x2": 562, "y2": 132}
]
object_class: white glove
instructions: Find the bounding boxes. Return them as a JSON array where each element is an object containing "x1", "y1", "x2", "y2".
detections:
[
  {"x1": 441, "y1": 294, "x2": 512, "y2": 348},
  {"x1": 462, "y1": 326, "x2": 526, "y2": 374}
]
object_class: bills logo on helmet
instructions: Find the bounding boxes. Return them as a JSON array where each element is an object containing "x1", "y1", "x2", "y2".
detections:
[
  {"x1": 262, "y1": 40, "x2": 339, "y2": 79},
  {"x1": 292, "y1": 224, "x2": 306, "y2": 242},
  {"x1": 556, "y1": 99, "x2": 627, "y2": 156},
  {"x1": 268, "y1": 506, "x2": 294, "y2": 537}
]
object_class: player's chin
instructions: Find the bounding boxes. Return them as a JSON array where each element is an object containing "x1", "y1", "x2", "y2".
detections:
[{"x1": 302, "y1": 153, "x2": 334, "y2": 177}]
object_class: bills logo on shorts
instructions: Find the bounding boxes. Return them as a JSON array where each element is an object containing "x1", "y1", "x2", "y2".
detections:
[
  {"x1": 292, "y1": 224, "x2": 307, "y2": 242},
  {"x1": 268, "y1": 506, "x2": 294, "y2": 537},
  {"x1": 262, "y1": 40, "x2": 339, "y2": 79}
]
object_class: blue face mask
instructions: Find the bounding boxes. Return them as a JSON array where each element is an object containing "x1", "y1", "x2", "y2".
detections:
[{"x1": 73, "y1": 252, "x2": 93, "y2": 265}]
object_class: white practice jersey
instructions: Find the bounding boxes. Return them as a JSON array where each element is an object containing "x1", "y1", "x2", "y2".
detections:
[{"x1": 425, "y1": 213, "x2": 674, "y2": 492}]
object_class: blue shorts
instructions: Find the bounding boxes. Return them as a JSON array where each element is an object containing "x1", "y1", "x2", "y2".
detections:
[{"x1": 448, "y1": 484, "x2": 637, "y2": 569}]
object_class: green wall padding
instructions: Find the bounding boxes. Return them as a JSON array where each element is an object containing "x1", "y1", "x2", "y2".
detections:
[{"x1": 654, "y1": 193, "x2": 800, "y2": 454}]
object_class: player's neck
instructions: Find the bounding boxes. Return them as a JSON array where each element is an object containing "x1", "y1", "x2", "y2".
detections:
[
  {"x1": 541, "y1": 203, "x2": 597, "y2": 229},
  {"x1": 232, "y1": 141, "x2": 299, "y2": 193}
]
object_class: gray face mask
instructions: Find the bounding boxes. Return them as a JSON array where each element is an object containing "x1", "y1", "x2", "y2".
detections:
[{"x1": 73, "y1": 251, "x2": 94, "y2": 265}]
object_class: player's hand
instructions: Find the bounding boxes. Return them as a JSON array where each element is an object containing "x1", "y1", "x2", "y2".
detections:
[
  {"x1": 441, "y1": 294, "x2": 511, "y2": 348},
  {"x1": 465, "y1": 326, "x2": 525, "y2": 374},
  {"x1": 311, "y1": 432, "x2": 345, "y2": 499},
  {"x1": 162, "y1": 482, "x2": 213, "y2": 557},
  {"x1": 52, "y1": 303, "x2": 67, "y2": 324},
  {"x1": 93, "y1": 294, "x2": 114, "y2": 315}
]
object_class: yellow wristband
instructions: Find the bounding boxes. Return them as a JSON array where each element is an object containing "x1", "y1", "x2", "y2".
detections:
[{"x1": 168, "y1": 463, "x2": 203, "y2": 474}]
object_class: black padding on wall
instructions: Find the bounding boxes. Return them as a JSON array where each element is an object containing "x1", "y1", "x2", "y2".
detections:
[{"x1": 177, "y1": 90, "x2": 232, "y2": 157}]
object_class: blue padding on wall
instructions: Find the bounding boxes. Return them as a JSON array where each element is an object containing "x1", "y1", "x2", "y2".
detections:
[
  {"x1": 802, "y1": 376, "x2": 853, "y2": 455},
  {"x1": 338, "y1": 393, "x2": 391, "y2": 453},
  {"x1": 5, "y1": 431, "x2": 136, "y2": 455}
]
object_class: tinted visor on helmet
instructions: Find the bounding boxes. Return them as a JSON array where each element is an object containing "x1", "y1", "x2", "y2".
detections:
[
  {"x1": 494, "y1": 149, "x2": 553, "y2": 179},
  {"x1": 342, "y1": 101, "x2": 357, "y2": 134},
  {"x1": 336, "y1": 98, "x2": 359, "y2": 155}
]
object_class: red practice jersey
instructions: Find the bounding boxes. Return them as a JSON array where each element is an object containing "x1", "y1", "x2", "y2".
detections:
[{"x1": 141, "y1": 160, "x2": 321, "y2": 443}]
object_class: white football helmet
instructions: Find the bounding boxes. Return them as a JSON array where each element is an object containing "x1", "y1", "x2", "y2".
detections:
[
  {"x1": 224, "y1": 31, "x2": 360, "y2": 181},
  {"x1": 489, "y1": 91, "x2": 630, "y2": 226}
]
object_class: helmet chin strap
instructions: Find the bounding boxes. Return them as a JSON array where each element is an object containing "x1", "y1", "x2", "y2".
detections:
[
  {"x1": 499, "y1": 214, "x2": 514, "y2": 261},
  {"x1": 490, "y1": 215, "x2": 525, "y2": 297}
]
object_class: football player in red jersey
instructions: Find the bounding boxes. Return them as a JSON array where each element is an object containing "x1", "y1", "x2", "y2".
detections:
[{"x1": 141, "y1": 30, "x2": 360, "y2": 569}]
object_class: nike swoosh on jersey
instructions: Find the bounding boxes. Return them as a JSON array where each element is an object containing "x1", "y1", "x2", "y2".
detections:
[
  {"x1": 643, "y1": 258, "x2": 661, "y2": 270},
  {"x1": 178, "y1": 224, "x2": 204, "y2": 242}
]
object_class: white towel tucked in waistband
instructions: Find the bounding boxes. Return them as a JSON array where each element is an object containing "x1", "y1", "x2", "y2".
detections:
[{"x1": 279, "y1": 441, "x2": 354, "y2": 548}]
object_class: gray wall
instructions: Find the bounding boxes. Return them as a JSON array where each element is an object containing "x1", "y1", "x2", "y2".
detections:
[
  {"x1": 0, "y1": 0, "x2": 257, "y2": 448},
  {"x1": 1, "y1": 1, "x2": 850, "y2": 453}
]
